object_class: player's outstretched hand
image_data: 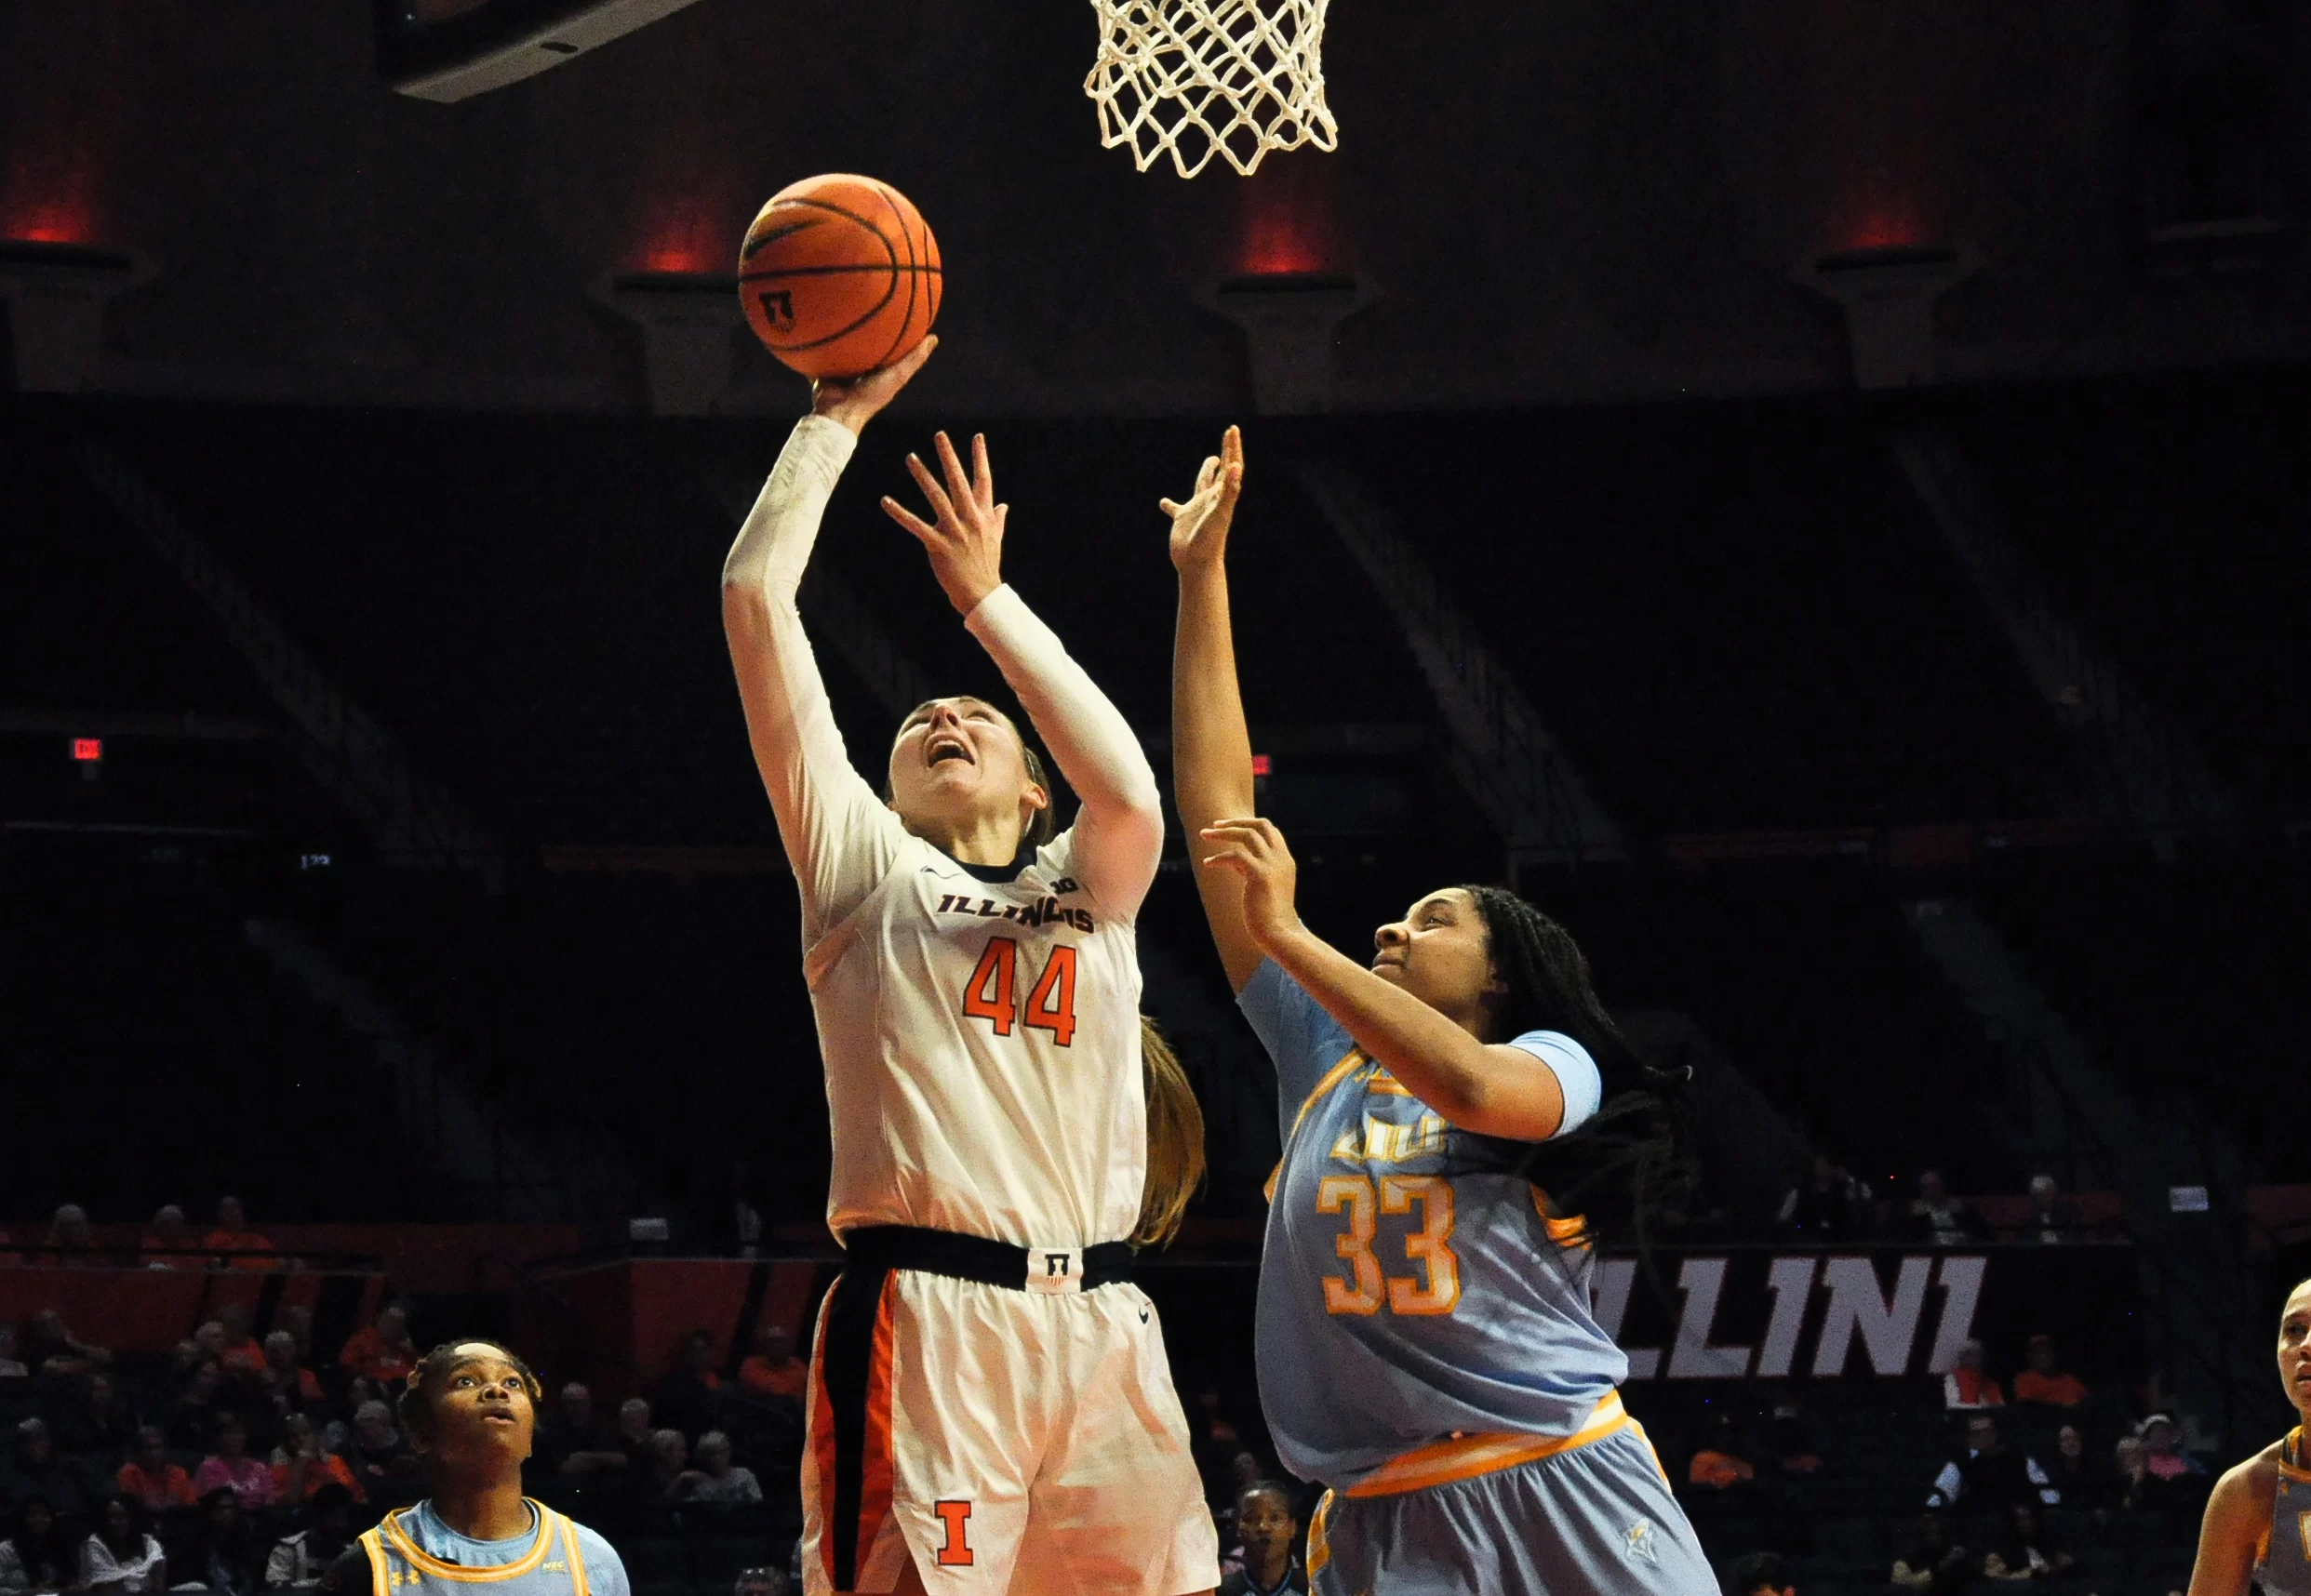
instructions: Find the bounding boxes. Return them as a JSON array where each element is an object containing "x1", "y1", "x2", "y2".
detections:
[
  {"x1": 882, "y1": 430, "x2": 1008, "y2": 616},
  {"x1": 1199, "y1": 815, "x2": 1302, "y2": 949},
  {"x1": 1163, "y1": 424, "x2": 1244, "y2": 575},
  {"x1": 810, "y1": 335, "x2": 937, "y2": 436}
]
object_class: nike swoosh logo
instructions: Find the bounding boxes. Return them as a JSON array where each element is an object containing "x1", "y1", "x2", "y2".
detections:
[{"x1": 1139, "y1": 1309, "x2": 1150, "y2": 1323}]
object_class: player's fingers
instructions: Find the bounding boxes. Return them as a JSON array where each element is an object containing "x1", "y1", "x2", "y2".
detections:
[
  {"x1": 1158, "y1": 498, "x2": 1184, "y2": 519},
  {"x1": 1223, "y1": 424, "x2": 1244, "y2": 468},
  {"x1": 970, "y1": 433, "x2": 995, "y2": 512},
  {"x1": 1196, "y1": 456, "x2": 1221, "y2": 495},
  {"x1": 879, "y1": 497, "x2": 939, "y2": 543},
  {"x1": 903, "y1": 454, "x2": 959, "y2": 529},
  {"x1": 932, "y1": 431, "x2": 973, "y2": 512}
]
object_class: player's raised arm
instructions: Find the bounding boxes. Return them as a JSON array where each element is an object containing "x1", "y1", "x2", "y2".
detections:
[
  {"x1": 1164, "y1": 427, "x2": 1262, "y2": 991},
  {"x1": 721, "y1": 336, "x2": 936, "y2": 936},
  {"x1": 880, "y1": 431, "x2": 1164, "y2": 916}
]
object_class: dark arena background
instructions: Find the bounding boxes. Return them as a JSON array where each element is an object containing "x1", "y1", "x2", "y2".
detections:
[{"x1": 6, "y1": 3, "x2": 2311, "y2": 1593}]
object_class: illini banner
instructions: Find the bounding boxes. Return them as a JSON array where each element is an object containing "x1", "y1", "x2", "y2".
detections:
[{"x1": 1595, "y1": 1243, "x2": 2142, "y2": 1383}]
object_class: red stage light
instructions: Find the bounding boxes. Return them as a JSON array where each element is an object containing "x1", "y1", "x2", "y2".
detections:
[
  {"x1": 72, "y1": 738, "x2": 103, "y2": 762},
  {"x1": 1251, "y1": 753, "x2": 1272, "y2": 776}
]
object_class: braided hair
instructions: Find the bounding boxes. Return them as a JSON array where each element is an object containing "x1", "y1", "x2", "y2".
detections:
[{"x1": 1462, "y1": 884, "x2": 1694, "y2": 1248}]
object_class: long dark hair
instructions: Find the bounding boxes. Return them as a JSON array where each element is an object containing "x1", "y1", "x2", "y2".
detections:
[
  {"x1": 1463, "y1": 884, "x2": 1694, "y2": 1245},
  {"x1": 97, "y1": 1493, "x2": 146, "y2": 1558}
]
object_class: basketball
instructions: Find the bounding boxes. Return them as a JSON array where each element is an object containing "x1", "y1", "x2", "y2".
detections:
[{"x1": 737, "y1": 174, "x2": 942, "y2": 380}]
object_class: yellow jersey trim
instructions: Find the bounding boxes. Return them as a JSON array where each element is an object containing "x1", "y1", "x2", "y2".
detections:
[
  {"x1": 1286, "y1": 1048, "x2": 1369, "y2": 1150},
  {"x1": 559, "y1": 1514, "x2": 588, "y2": 1596},
  {"x1": 359, "y1": 1527, "x2": 392, "y2": 1596},
  {"x1": 377, "y1": 1503, "x2": 558, "y2": 1584},
  {"x1": 1343, "y1": 1391, "x2": 1628, "y2": 1498}
]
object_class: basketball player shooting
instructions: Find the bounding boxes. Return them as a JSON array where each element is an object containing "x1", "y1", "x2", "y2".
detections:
[
  {"x1": 719, "y1": 337, "x2": 1217, "y2": 1596},
  {"x1": 2186, "y1": 1277, "x2": 2311, "y2": 1595}
]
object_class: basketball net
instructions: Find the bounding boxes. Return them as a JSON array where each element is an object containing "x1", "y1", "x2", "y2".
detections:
[{"x1": 1084, "y1": 0, "x2": 1337, "y2": 179}]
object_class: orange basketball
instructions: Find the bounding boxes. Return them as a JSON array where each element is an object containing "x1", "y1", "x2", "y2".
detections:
[{"x1": 738, "y1": 174, "x2": 942, "y2": 380}]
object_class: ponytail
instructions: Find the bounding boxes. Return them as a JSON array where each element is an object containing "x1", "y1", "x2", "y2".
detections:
[{"x1": 1134, "y1": 1017, "x2": 1206, "y2": 1248}]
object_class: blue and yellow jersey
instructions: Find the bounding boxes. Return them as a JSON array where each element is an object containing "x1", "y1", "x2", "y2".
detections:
[
  {"x1": 1240, "y1": 960, "x2": 1627, "y2": 1489},
  {"x1": 355, "y1": 1501, "x2": 628, "y2": 1596}
]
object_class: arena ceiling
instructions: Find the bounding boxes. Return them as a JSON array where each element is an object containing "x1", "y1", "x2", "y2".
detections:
[{"x1": 2, "y1": 0, "x2": 2307, "y2": 417}]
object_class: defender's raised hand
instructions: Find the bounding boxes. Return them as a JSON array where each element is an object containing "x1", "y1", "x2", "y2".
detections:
[
  {"x1": 1163, "y1": 424, "x2": 1244, "y2": 574},
  {"x1": 881, "y1": 429, "x2": 1009, "y2": 616},
  {"x1": 1197, "y1": 815, "x2": 1302, "y2": 951}
]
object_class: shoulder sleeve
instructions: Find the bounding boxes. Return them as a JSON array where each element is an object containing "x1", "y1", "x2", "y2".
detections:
[
  {"x1": 1236, "y1": 958, "x2": 1355, "y2": 1124},
  {"x1": 1503, "y1": 1030, "x2": 1603, "y2": 1138},
  {"x1": 572, "y1": 1525, "x2": 630, "y2": 1596}
]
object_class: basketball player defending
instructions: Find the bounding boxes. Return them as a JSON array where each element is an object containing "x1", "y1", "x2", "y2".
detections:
[
  {"x1": 2186, "y1": 1277, "x2": 2311, "y2": 1595},
  {"x1": 327, "y1": 1341, "x2": 626, "y2": 1596},
  {"x1": 1166, "y1": 428, "x2": 1715, "y2": 1595},
  {"x1": 721, "y1": 337, "x2": 1216, "y2": 1596}
]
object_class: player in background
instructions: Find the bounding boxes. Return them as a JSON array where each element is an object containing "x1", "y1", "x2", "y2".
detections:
[
  {"x1": 2185, "y1": 1277, "x2": 2311, "y2": 1595},
  {"x1": 720, "y1": 336, "x2": 1215, "y2": 1596},
  {"x1": 1165, "y1": 427, "x2": 1715, "y2": 1595},
  {"x1": 327, "y1": 1340, "x2": 627, "y2": 1596}
]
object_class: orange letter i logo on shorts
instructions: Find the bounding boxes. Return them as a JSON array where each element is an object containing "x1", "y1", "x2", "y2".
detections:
[{"x1": 932, "y1": 1500, "x2": 974, "y2": 1567}]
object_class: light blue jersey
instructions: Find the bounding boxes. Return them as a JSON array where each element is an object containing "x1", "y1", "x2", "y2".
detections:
[
  {"x1": 1241, "y1": 959, "x2": 1628, "y2": 1489},
  {"x1": 355, "y1": 1500, "x2": 628, "y2": 1596}
]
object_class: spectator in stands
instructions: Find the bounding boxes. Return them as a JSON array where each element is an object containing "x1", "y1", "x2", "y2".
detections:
[
  {"x1": 59, "y1": 1372, "x2": 139, "y2": 1457},
  {"x1": 1687, "y1": 1415, "x2": 1757, "y2": 1491},
  {"x1": 1908, "y1": 1170, "x2": 1982, "y2": 1246},
  {"x1": 2045, "y1": 1424, "x2": 2103, "y2": 1510},
  {"x1": 141, "y1": 1206, "x2": 198, "y2": 1270},
  {"x1": 195, "y1": 1322, "x2": 230, "y2": 1362},
  {"x1": 2111, "y1": 1434, "x2": 2179, "y2": 1516},
  {"x1": 277, "y1": 1308, "x2": 314, "y2": 1367},
  {"x1": 533, "y1": 1384, "x2": 628, "y2": 1485},
  {"x1": 79, "y1": 1493, "x2": 164, "y2": 1593},
  {"x1": 7, "y1": 1420, "x2": 89, "y2": 1520},
  {"x1": 25, "y1": 1312, "x2": 111, "y2": 1377},
  {"x1": 193, "y1": 1416, "x2": 274, "y2": 1509},
  {"x1": 1982, "y1": 1503, "x2": 2074, "y2": 1581},
  {"x1": 0, "y1": 1497, "x2": 73, "y2": 1592},
  {"x1": 1942, "y1": 1339, "x2": 2007, "y2": 1410},
  {"x1": 167, "y1": 1360, "x2": 227, "y2": 1453},
  {"x1": 1725, "y1": 1551, "x2": 1795, "y2": 1596},
  {"x1": 261, "y1": 1483, "x2": 354, "y2": 1589},
  {"x1": 1890, "y1": 1511, "x2": 1971, "y2": 1593},
  {"x1": 1217, "y1": 1480, "x2": 1306, "y2": 1596},
  {"x1": 215, "y1": 1307, "x2": 265, "y2": 1380},
  {"x1": 344, "y1": 1402, "x2": 417, "y2": 1499},
  {"x1": 736, "y1": 1324, "x2": 806, "y2": 1404},
  {"x1": 0, "y1": 1325, "x2": 24, "y2": 1380},
  {"x1": 1778, "y1": 1156, "x2": 1867, "y2": 1239},
  {"x1": 117, "y1": 1427, "x2": 194, "y2": 1512},
  {"x1": 1929, "y1": 1413, "x2": 2056, "y2": 1512},
  {"x1": 733, "y1": 1567, "x2": 791, "y2": 1596},
  {"x1": 679, "y1": 1432, "x2": 760, "y2": 1505},
  {"x1": 642, "y1": 1430, "x2": 688, "y2": 1502},
  {"x1": 336, "y1": 1306, "x2": 417, "y2": 1391},
  {"x1": 184, "y1": 1486, "x2": 260, "y2": 1596},
  {"x1": 1764, "y1": 1390, "x2": 1823, "y2": 1479},
  {"x1": 204, "y1": 1199, "x2": 277, "y2": 1271},
  {"x1": 270, "y1": 1416, "x2": 361, "y2": 1506},
  {"x1": 2011, "y1": 1335, "x2": 2088, "y2": 1408},
  {"x1": 255, "y1": 1334, "x2": 322, "y2": 1419},
  {"x1": 43, "y1": 1206, "x2": 96, "y2": 1264},
  {"x1": 2136, "y1": 1414, "x2": 2207, "y2": 1483},
  {"x1": 2020, "y1": 1175, "x2": 2081, "y2": 1244},
  {"x1": 610, "y1": 1399, "x2": 655, "y2": 1478},
  {"x1": 651, "y1": 1330, "x2": 725, "y2": 1441}
]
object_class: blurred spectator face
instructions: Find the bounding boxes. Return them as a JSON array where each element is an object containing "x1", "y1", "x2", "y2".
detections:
[
  {"x1": 189, "y1": 1360, "x2": 222, "y2": 1400},
  {"x1": 220, "y1": 1304, "x2": 253, "y2": 1343},
  {"x1": 33, "y1": 1311, "x2": 67, "y2": 1345},
  {"x1": 1228, "y1": 1451, "x2": 1262, "y2": 1490},
  {"x1": 218, "y1": 1197, "x2": 247, "y2": 1231},
  {"x1": 2028, "y1": 1337, "x2": 2058, "y2": 1374},
  {"x1": 283, "y1": 1415, "x2": 318, "y2": 1456},
  {"x1": 216, "y1": 1418, "x2": 247, "y2": 1458},
  {"x1": 282, "y1": 1305, "x2": 314, "y2": 1352},
  {"x1": 154, "y1": 1206, "x2": 190, "y2": 1245},
  {"x1": 89, "y1": 1372, "x2": 116, "y2": 1408},
  {"x1": 619, "y1": 1399, "x2": 651, "y2": 1442},
  {"x1": 685, "y1": 1332, "x2": 715, "y2": 1375},
  {"x1": 2029, "y1": 1175, "x2": 2057, "y2": 1204},
  {"x1": 754, "y1": 1324, "x2": 791, "y2": 1359},
  {"x1": 169, "y1": 1340, "x2": 200, "y2": 1374},
  {"x1": 195, "y1": 1322, "x2": 228, "y2": 1357},
  {"x1": 651, "y1": 1430, "x2": 687, "y2": 1470},
  {"x1": 17, "y1": 1418, "x2": 51, "y2": 1464},
  {"x1": 134, "y1": 1428, "x2": 167, "y2": 1472},
  {"x1": 50, "y1": 1205, "x2": 91, "y2": 1247},
  {"x1": 2057, "y1": 1425, "x2": 2084, "y2": 1460},
  {"x1": 2143, "y1": 1417, "x2": 2182, "y2": 1456},
  {"x1": 697, "y1": 1432, "x2": 731, "y2": 1473},
  {"x1": 207, "y1": 1492, "x2": 238, "y2": 1531},
  {"x1": 2115, "y1": 1436, "x2": 2146, "y2": 1477},
  {"x1": 1956, "y1": 1340, "x2": 1985, "y2": 1373},
  {"x1": 354, "y1": 1403, "x2": 394, "y2": 1450},
  {"x1": 734, "y1": 1569, "x2": 787, "y2": 1596},
  {"x1": 1918, "y1": 1170, "x2": 1946, "y2": 1202},
  {"x1": 1236, "y1": 1484, "x2": 1295, "y2": 1563},
  {"x1": 378, "y1": 1306, "x2": 409, "y2": 1344},
  {"x1": 102, "y1": 1497, "x2": 131, "y2": 1540},
  {"x1": 263, "y1": 1332, "x2": 298, "y2": 1370},
  {"x1": 558, "y1": 1384, "x2": 592, "y2": 1427},
  {"x1": 1967, "y1": 1415, "x2": 1999, "y2": 1455}
]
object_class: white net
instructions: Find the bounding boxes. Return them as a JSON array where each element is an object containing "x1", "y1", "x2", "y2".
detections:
[{"x1": 1084, "y1": 0, "x2": 1337, "y2": 179}]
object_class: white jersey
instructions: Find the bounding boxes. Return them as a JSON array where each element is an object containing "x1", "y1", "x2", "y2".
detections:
[
  {"x1": 805, "y1": 820, "x2": 1147, "y2": 1246},
  {"x1": 723, "y1": 417, "x2": 1165, "y2": 1252}
]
